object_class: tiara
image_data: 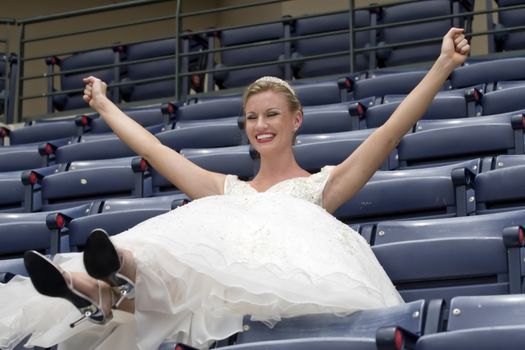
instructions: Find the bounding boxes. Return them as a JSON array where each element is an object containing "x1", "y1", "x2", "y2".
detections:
[{"x1": 254, "y1": 76, "x2": 296, "y2": 96}]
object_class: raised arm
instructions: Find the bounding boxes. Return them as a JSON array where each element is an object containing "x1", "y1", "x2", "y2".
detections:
[
  {"x1": 82, "y1": 77, "x2": 226, "y2": 199},
  {"x1": 322, "y1": 28, "x2": 471, "y2": 213}
]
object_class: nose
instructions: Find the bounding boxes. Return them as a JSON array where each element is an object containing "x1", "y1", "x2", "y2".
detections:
[{"x1": 254, "y1": 115, "x2": 267, "y2": 130}]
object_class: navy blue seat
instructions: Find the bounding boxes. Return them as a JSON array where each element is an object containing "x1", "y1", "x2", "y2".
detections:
[
  {"x1": 334, "y1": 159, "x2": 479, "y2": 224},
  {"x1": 56, "y1": 194, "x2": 188, "y2": 252},
  {"x1": 351, "y1": 90, "x2": 468, "y2": 129},
  {"x1": 376, "y1": 0, "x2": 473, "y2": 67},
  {"x1": 450, "y1": 57, "x2": 525, "y2": 91},
  {"x1": 0, "y1": 166, "x2": 59, "y2": 213},
  {"x1": 298, "y1": 102, "x2": 354, "y2": 135},
  {"x1": 0, "y1": 143, "x2": 48, "y2": 172},
  {"x1": 120, "y1": 35, "x2": 207, "y2": 101},
  {"x1": 157, "y1": 117, "x2": 244, "y2": 151},
  {"x1": 292, "y1": 78, "x2": 350, "y2": 106},
  {"x1": 30, "y1": 157, "x2": 149, "y2": 211},
  {"x1": 292, "y1": 10, "x2": 374, "y2": 78},
  {"x1": 480, "y1": 85, "x2": 525, "y2": 115},
  {"x1": 294, "y1": 129, "x2": 395, "y2": 171},
  {"x1": 369, "y1": 210, "x2": 525, "y2": 303},
  {"x1": 489, "y1": 0, "x2": 525, "y2": 52},
  {"x1": 46, "y1": 48, "x2": 118, "y2": 112},
  {"x1": 1, "y1": 118, "x2": 81, "y2": 146},
  {"x1": 399, "y1": 112, "x2": 525, "y2": 168},
  {"x1": 415, "y1": 295, "x2": 525, "y2": 349},
  {"x1": 147, "y1": 145, "x2": 256, "y2": 196},
  {"x1": 475, "y1": 163, "x2": 525, "y2": 214},
  {"x1": 350, "y1": 70, "x2": 449, "y2": 101},
  {"x1": 176, "y1": 95, "x2": 243, "y2": 122},
  {"x1": 160, "y1": 300, "x2": 426, "y2": 350},
  {"x1": 211, "y1": 21, "x2": 291, "y2": 89}
]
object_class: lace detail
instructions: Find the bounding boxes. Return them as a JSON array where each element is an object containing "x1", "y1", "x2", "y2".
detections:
[{"x1": 224, "y1": 165, "x2": 335, "y2": 207}]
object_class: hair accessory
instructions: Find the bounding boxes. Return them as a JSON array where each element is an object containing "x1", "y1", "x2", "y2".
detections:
[{"x1": 255, "y1": 76, "x2": 296, "y2": 96}]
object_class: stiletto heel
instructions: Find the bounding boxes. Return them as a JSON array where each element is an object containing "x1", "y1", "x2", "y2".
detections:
[
  {"x1": 83, "y1": 229, "x2": 135, "y2": 306},
  {"x1": 24, "y1": 250, "x2": 112, "y2": 327}
]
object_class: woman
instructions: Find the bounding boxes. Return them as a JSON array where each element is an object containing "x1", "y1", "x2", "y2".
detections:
[{"x1": 0, "y1": 28, "x2": 469, "y2": 350}]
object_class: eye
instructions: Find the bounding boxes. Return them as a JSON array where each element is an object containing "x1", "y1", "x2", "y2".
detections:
[
  {"x1": 245, "y1": 114, "x2": 256, "y2": 120},
  {"x1": 267, "y1": 111, "x2": 279, "y2": 117}
]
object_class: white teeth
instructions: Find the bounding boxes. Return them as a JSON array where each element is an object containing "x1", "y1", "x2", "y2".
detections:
[{"x1": 256, "y1": 133, "x2": 274, "y2": 140}]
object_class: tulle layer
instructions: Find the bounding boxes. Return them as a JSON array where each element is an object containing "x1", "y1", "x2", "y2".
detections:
[{"x1": 0, "y1": 193, "x2": 403, "y2": 350}]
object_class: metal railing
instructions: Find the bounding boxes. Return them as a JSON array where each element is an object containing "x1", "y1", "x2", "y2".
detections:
[
  {"x1": 6, "y1": 0, "x2": 525, "y2": 122},
  {"x1": 0, "y1": 18, "x2": 15, "y2": 124}
]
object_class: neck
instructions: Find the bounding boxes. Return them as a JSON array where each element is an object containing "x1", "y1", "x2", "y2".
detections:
[{"x1": 255, "y1": 147, "x2": 305, "y2": 181}]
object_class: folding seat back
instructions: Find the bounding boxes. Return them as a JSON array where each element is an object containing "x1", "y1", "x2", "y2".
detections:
[
  {"x1": 158, "y1": 117, "x2": 244, "y2": 151},
  {"x1": 4, "y1": 119, "x2": 80, "y2": 146},
  {"x1": 212, "y1": 21, "x2": 290, "y2": 89},
  {"x1": 475, "y1": 164, "x2": 525, "y2": 213},
  {"x1": 450, "y1": 57, "x2": 525, "y2": 91},
  {"x1": 492, "y1": 0, "x2": 525, "y2": 52},
  {"x1": 399, "y1": 112, "x2": 524, "y2": 168},
  {"x1": 371, "y1": 210, "x2": 525, "y2": 302},
  {"x1": 235, "y1": 300, "x2": 425, "y2": 345},
  {"x1": 0, "y1": 145, "x2": 47, "y2": 172},
  {"x1": 352, "y1": 91, "x2": 468, "y2": 130},
  {"x1": 38, "y1": 157, "x2": 149, "y2": 211},
  {"x1": 292, "y1": 10, "x2": 374, "y2": 78},
  {"x1": 351, "y1": 71, "x2": 431, "y2": 100},
  {"x1": 64, "y1": 195, "x2": 188, "y2": 251},
  {"x1": 481, "y1": 85, "x2": 525, "y2": 115},
  {"x1": 377, "y1": 0, "x2": 472, "y2": 67},
  {"x1": 415, "y1": 295, "x2": 525, "y2": 350},
  {"x1": 85, "y1": 104, "x2": 169, "y2": 134},
  {"x1": 292, "y1": 79, "x2": 349, "y2": 107},
  {"x1": 334, "y1": 159, "x2": 479, "y2": 224},
  {"x1": 120, "y1": 36, "x2": 206, "y2": 101},
  {"x1": 47, "y1": 48, "x2": 118, "y2": 112},
  {"x1": 176, "y1": 95, "x2": 243, "y2": 122},
  {"x1": 298, "y1": 102, "x2": 354, "y2": 135}
]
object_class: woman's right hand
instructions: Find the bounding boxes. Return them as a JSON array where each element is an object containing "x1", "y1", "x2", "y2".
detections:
[{"x1": 83, "y1": 76, "x2": 108, "y2": 109}]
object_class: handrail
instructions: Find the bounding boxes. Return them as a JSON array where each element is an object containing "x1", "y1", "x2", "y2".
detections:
[{"x1": 10, "y1": 0, "x2": 525, "y2": 122}]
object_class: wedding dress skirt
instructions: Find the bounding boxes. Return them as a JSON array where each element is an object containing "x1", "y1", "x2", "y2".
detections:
[{"x1": 0, "y1": 173, "x2": 403, "y2": 350}]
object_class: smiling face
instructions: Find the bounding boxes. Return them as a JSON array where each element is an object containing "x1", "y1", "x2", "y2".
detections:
[{"x1": 244, "y1": 89, "x2": 302, "y2": 157}]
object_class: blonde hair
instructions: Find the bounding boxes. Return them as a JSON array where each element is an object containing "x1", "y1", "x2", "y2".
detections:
[{"x1": 243, "y1": 76, "x2": 303, "y2": 115}]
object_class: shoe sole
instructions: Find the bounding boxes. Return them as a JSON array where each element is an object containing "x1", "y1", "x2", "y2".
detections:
[{"x1": 83, "y1": 229, "x2": 121, "y2": 282}]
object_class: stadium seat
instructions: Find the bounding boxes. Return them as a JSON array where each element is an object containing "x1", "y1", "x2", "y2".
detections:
[
  {"x1": 350, "y1": 70, "x2": 450, "y2": 101},
  {"x1": 415, "y1": 295, "x2": 525, "y2": 349},
  {"x1": 30, "y1": 157, "x2": 150, "y2": 211},
  {"x1": 479, "y1": 85, "x2": 525, "y2": 116},
  {"x1": 450, "y1": 57, "x2": 525, "y2": 91},
  {"x1": 176, "y1": 95, "x2": 243, "y2": 122},
  {"x1": 46, "y1": 48, "x2": 119, "y2": 112},
  {"x1": 292, "y1": 78, "x2": 351, "y2": 106},
  {"x1": 489, "y1": 0, "x2": 525, "y2": 53},
  {"x1": 350, "y1": 90, "x2": 469, "y2": 129},
  {"x1": 0, "y1": 166, "x2": 60, "y2": 213},
  {"x1": 210, "y1": 20, "x2": 291, "y2": 89},
  {"x1": 1, "y1": 118, "x2": 82, "y2": 146},
  {"x1": 157, "y1": 117, "x2": 244, "y2": 151},
  {"x1": 291, "y1": 9, "x2": 375, "y2": 78},
  {"x1": 0, "y1": 143, "x2": 49, "y2": 172},
  {"x1": 145, "y1": 145, "x2": 256, "y2": 196},
  {"x1": 369, "y1": 211, "x2": 525, "y2": 302},
  {"x1": 160, "y1": 299, "x2": 426, "y2": 350},
  {"x1": 398, "y1": 112, "x2": 525, "y2": 168},
  {"x1": 334, "y1": 159, "x2": 478, "y2": 224},
  {"x1": 298, "y1": 102, "x2": 355, "y2": 135},
  {"x1": 120, "y1": 35, "x2": 207, "y2": 102},
  {"x1": 55, "y1": 194, "x2": 188, "y2": 251},
  {"x1": 376, "y1": 0, "x2": 473, "y2": 67}
]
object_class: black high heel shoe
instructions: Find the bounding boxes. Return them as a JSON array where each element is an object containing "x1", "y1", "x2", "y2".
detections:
[
  {"x1": 83, "y1": 229, "x2": 135, "y2": 309},
  {"x1": 24, "y1": 250, "x2": 112, "y2": 327}
]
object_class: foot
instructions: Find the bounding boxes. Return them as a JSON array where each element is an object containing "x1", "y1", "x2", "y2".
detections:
[{"x1": 67, "y1": 272, "x2": 114, "y2": 318}]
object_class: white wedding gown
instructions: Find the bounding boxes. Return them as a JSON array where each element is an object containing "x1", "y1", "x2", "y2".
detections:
[{"x1": 0, "y1": 166, "x2": 403, "y2": 350}]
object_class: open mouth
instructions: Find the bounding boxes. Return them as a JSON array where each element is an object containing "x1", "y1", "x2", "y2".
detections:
[{"x1": 255, "y1": 133, "x2": 275, "y2": 143}]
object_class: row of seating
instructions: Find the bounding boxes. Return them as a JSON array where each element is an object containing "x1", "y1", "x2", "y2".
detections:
[
  {"x1": 161, "y1": 294, "x2": 525, "y2": 349},
  {"x1": 2, "y1": 205, "x2": 524, "y2": 349}
]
